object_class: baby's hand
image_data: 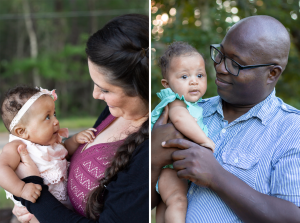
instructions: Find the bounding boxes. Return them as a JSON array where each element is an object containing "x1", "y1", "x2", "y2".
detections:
[
  {"x1": 20, "y1": 183, "x2": 42, "y2": 203},
  {"x1": 75, "y1": 128, "x2": 97, "y2": 144},
  {"x1": 200, "y1": 138, "x2": 215, "y2": 153}
]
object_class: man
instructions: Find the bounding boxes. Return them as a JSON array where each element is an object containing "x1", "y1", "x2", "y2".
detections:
[{"x1": 152, "y1": 15, "x2": 300, "y2": 222}]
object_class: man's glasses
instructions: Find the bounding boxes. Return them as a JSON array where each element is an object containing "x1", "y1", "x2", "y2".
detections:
[{"x1": 210, "y1": 44, "x2": 276, "y2": 76}]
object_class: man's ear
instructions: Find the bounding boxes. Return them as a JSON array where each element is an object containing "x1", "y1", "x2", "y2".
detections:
[
  {"x1": 14, "y1": 126, "x2": 29, "y2": 140},
  {"x1": 267, "y1": 65, "x2": 282, "y2": 84},
  {"x1": 161, "y1": 79, "x2": 169, "y2": 88}
]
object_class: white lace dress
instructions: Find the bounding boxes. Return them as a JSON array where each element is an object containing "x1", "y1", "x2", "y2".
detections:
[{"x1": 6, "y1": 134, "x2": 70, "y2": 207}]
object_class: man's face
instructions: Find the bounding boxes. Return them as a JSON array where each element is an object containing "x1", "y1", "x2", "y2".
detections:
[{"x1": 214, "y1": 33, "x2": 271, "y2": 106}]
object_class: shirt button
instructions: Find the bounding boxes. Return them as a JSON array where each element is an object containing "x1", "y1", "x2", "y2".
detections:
[
  {"x1": 189, "y1": 190, "x2": 193, "y2": 195},
  {"x1": 221, "y1": 129, "x2": 226, "y2": 133},
  {"x1": 234, "y1": 158, "x2": 239, "y2": 163},
  {"x1": 281, "y1": 104, "x2": 287, "y2": 109}
]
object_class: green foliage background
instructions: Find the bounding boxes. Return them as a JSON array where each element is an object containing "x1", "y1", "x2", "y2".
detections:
[
  {"x1": 0, "y1": 0, "x2": 148, "y2": 120},
  {"x1": 151, "y1": 0, "x2": 300, "y2": 109}
]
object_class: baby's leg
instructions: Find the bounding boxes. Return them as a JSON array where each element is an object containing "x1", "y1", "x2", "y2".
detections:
[
  {"x1": 158, "y1": 168, "x2": 188, "y2": 223},
  {"x1": 156, "y1": 201, "x2": 167, "y2": 223}
]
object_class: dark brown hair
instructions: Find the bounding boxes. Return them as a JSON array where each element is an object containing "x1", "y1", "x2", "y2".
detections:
[
  {"x1": 0, "y1": 86, "x2": 41, "y2": 132},
  {"x1": 159, "y1": 41, "x2": 202, "y2": 78},
  {"x1": 85, "y1": 14, "x2": 149, "y2": 220}
]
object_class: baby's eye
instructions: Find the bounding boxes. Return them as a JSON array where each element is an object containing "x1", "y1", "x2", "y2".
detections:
[
  {"x1": 46, "y1": 115, "x2": 50, "y2": 120},
  {"x1": 197, "y1": 74, "x2": 203, "y2": 78},
  {"x1": 54, "y1": 112, "x2": 56, "y2": 117},
  {"x1": 181, "y1": 75, "x2": 188, "y2": 79}
]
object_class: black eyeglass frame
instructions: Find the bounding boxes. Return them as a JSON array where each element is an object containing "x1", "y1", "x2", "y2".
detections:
[{"x1": 210, "y1": 44, "x2": 277, "y2": 76}]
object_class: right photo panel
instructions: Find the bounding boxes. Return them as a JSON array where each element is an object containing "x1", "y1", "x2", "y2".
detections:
[{"x1": 151, "y1": 0, "x2": 300, "y2": 222}]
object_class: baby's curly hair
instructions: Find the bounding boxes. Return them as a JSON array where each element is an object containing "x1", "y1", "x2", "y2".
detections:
[
  {"x1": 159, "y1": 41, "x2": 203, "y2": 79},
  {"x1": 0, "y1": 86, "x2": 41, "y2": 132}
]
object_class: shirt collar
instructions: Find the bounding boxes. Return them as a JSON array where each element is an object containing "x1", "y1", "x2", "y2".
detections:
[{"x1": 201, "y1": 89, "x2": 278, "y2": 126}]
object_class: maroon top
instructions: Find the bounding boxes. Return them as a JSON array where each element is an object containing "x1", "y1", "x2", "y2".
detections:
[{"x1": 67, "y1": 114, "x2": 124, "y2": 216}]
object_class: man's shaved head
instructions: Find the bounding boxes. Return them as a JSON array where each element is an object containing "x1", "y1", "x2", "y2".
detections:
[
  {"x1": 215, "y1": 15, "x2": 291, "y2": 106},
  {"x1": 225, "y1": 15, "x2": 290, "y2": 70}
]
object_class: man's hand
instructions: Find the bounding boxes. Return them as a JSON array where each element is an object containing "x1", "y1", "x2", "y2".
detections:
[
  {"x1": 20, "y1": 183, "x2": 42, "y2": 203},
  {"x1": 163, "y1": 138, "x2": 223, "y2": 188},
  {"x1": 75, "y1": 128, "x2": 97, "y2": 144}
]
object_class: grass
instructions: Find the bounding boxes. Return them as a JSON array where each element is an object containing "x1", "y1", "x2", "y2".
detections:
[{"x1": 0, "y1": 116, "x2": 98, "y2": 133}]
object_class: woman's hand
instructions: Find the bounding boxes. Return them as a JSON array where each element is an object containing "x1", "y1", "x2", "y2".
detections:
[
  {"x1": 15, "y1": 144, "x2": 40, "y2": 179},
  {"x1": 12, "y1": 205, "x2": 34, "y2": 223},
  {"x1": 75, "y1": 128, "x2": 97, "y2": 144}
]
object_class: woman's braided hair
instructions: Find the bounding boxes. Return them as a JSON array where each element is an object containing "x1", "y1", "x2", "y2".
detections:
[{"x1": 85, "y1": 14, "x2": 149, "y2": 220}]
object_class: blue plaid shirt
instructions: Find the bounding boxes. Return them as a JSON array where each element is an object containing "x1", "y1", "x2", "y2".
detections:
[{"x1": 186, "y1": 90, "x2": 300, "y2": 222}]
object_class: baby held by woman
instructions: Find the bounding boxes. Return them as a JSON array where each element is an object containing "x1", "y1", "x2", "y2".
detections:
[
  {"x1": 0, "y1": 86, "x2": 96, "y2": 223},
  {"x1": 151, "y1": 42, "x2": 215, "y2": 223}
]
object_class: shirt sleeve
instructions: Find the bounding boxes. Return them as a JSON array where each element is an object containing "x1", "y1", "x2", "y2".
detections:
[{"x1": 270, "y1": 146, "x2": 300, "y2": 207}]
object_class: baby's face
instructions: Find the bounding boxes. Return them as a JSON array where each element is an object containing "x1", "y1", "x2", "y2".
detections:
[
  {"x1": 25, "y1": 95, "x2": 60, "y2": 145},
  {"x1": 163, "y1": 54, "x2": 207, "y2": 102}
]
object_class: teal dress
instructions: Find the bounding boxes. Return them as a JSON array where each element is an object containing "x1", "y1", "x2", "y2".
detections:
[
  {"x1": 151, "y1": 88, "x2": 208, "y2": 134},
  {"x1": 151, "y1": 89, "x2": 208, "y2": 193}
]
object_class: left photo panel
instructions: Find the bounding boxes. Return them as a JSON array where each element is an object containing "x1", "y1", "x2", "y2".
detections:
[{"x1": 0, "y1": 1, "x2": 149, "y2": 223}]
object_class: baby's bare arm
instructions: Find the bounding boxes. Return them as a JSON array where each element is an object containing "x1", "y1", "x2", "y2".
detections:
[
  {"x1": 0, "y1": 141, "x2": 26, "y2": 196},
  {"x1": 169, "y1": 100, "x2": 215, "y2": 151},
  {"x1": 64, "y1": 128, "x2": 97, "y2": 156},
  {"x1": 0, "y1": 142, "x2": 42, "y2": 202}
]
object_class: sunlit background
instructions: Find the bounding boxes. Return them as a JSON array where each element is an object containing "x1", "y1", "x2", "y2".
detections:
[
  {"x1": 151, "y1": 0, "x2": 299, "y2": 222},
  {"x1": 151, "y1": 0, "x2": 300, "y2": 110}
]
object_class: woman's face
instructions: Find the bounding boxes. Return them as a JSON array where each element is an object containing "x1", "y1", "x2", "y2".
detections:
[{"x1": 88, "y1": 60, "x2": 148, "y2": 120}]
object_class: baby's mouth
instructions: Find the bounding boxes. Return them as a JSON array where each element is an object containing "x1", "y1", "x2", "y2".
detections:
[{"x1": 189, "y1": 90, "x2": 200, "y2": 94}]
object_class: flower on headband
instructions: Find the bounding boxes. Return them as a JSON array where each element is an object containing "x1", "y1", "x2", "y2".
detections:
[{"x1": 39, "y1": 87, "x2": 57, "y2": 101}]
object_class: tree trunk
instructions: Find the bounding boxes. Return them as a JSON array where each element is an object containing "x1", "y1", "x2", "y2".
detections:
[{"x1": 22, "y1": 0, "x2": 41, "y2": 87}]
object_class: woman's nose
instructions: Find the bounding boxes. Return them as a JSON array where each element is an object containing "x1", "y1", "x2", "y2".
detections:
[{"x1": 93, "y1": 87, "x2": 104, "y2": 100}]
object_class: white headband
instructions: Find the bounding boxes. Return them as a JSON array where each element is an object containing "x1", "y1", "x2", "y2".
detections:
[{"x1": 9, "y1": 88, "x2": 57, "y2": 132}]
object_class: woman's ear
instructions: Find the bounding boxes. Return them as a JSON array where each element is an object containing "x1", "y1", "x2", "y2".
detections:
[
  {"x1": 161, "y1": 79, "x2": 169, "y2": 88},
  {"x1": 267, "y1": 65, "x2": 282, "y2": 85},
  {"x1": 14, "y1": 126, "x2": 29, "y2": 140}
]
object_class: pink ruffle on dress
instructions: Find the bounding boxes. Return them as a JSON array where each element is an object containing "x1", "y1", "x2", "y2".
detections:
[
  {"x1": 68, "y1": 114, "x2": 124, "y2": 216},
  {"x1": 5, "y1": 128, "x2": 70, "y2": 207}
]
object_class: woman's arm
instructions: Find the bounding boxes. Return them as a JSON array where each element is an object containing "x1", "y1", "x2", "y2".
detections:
[{"x1": 168, "y1": 100, "x2": 214, "y2": 151}]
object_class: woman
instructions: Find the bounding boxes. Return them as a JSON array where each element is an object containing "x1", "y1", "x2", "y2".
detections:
[{"x1": 13, "y1": 13, "x2": 149, "y2": 223}]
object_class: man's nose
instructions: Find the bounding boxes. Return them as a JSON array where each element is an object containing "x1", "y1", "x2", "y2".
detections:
[{"x1": 215, "y1": 58, "x2": 229, "y2": 75}]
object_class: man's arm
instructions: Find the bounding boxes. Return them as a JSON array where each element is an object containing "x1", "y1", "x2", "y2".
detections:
[{"x1": 164, "y1": 138, "x2": 300, "y2": 223}]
